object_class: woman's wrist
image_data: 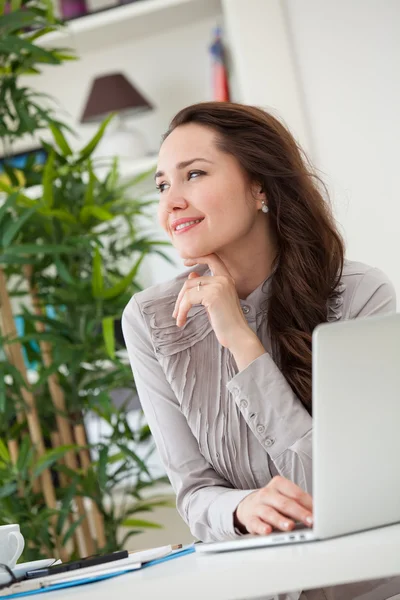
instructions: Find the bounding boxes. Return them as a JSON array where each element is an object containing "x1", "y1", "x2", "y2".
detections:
[{"x1": 229, "y1": 331, "x2": 266, "y2": 372}]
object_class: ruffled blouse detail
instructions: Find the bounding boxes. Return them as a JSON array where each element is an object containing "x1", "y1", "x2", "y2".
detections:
[
  {"x1": 327, "y1": 281, "x2": 346, "y2": 322},
  {"x1": 141, "y1": 295, "x2": 212, "y2": 358}
]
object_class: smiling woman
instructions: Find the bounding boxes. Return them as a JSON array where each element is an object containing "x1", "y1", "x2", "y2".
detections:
[{"x1": 122, "y1": 102, "x2": 397, "y2": 600}]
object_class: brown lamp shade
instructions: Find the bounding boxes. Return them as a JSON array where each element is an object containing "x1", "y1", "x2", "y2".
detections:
[{"x1": 80, "y1": 73, "x2": 153, "y2": 123}]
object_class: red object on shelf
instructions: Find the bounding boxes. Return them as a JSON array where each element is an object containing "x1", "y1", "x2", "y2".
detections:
[
  {"x1": 209, "y1": 26, "x2": 230, "y2": 102},
  {"x1": 60, "y1": 0, "x2": 88, "y2": 19}
]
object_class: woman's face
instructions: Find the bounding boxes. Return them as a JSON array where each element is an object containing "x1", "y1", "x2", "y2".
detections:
[{"x1": 156, "y1": 123, "x2": 265, "y2": 260}]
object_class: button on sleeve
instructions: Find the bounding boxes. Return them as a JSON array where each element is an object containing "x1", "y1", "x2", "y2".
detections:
[{"x1": 226, "y1": 352, "x2": 312, "y2": 460}]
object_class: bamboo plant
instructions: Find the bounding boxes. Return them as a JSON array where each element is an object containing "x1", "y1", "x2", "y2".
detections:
[{"x1": 0, "y1": 0, "x2": 174, "y2": 561}]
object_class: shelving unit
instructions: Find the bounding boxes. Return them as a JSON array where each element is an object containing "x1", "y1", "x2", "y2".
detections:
[{"x1": 41, "y1": 0, "x2": 222, "y2": 54}]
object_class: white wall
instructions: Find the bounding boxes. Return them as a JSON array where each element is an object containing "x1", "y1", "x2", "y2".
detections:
[
  {"x1": 19, "y1": 15, "x2": 221, "y2": 156},
  {"x1": 285, "y1": 0, "x2": 400, "y2": 303}
]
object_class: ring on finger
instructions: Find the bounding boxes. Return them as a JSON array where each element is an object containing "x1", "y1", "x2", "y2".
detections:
[{"x1": 197, "y1": 281, "x2": 202, "y2": 292}]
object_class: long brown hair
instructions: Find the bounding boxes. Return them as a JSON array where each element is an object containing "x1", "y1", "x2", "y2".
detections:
[{"x1": 163, "y1": 102, "x2": 344, "y2": 414}]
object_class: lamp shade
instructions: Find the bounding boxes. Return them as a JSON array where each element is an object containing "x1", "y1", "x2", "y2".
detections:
[{"x1": 80, "y1": 73, "x2": 153, "y2": 123}]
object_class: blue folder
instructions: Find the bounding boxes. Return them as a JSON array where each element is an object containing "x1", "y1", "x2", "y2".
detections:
[{"x1": 1, "y1": 545, "x2": 195, "y2": 599}]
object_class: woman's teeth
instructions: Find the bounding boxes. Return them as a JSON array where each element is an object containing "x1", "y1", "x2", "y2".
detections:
[{"x1": 176, "y1": 219, "x2": 202, "y2": 231}]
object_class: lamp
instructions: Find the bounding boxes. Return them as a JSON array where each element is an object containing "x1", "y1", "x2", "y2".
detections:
[{"x1": 80, "y1": 72, "x2": 153, "y2": 162}]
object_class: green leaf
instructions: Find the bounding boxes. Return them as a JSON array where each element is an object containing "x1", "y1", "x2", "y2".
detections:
[
  {"x1": 107, "y1": 451, "x2": 125, "y2": 464},
  {"x1": 0, "y1": 9, "x2": 37, "y2": 33},
  {"x1": 91, "y1": 247, "x2": 103, "y2": 297},
  {"x1": 102, "y1": 317, "x2": 115, "y2": 359},
  {"x1": 24, "y1": 27, "x2": 60, "y2": 43},
  {"x1": 16, "y1": 435, "x2": 34, "y2": 475},
  {"x1": 97, "y1": 446, "x2": 108, "y2": 491},
  {"x1": 0, "y1": 369, "x2": 5, "y2": 413},
  {"x1": 104, "y1": 157, "x2": 119, "y2": 190},
  {"x1": 117, "y1": 443, "x2": 151, "y2": 477},
  {"x1": 0, "y1": 482, "x2": 18, "y2": 499},
  {"x1": 77, "y1": 113, "x2": 115, "y2": 163},
  {"x1": 0, "y1": 438, "x2": 10, "y2": 463},
  {"x1": 33, "y1": 445, "x2": 78, "y2": 478},
  {"x1": 2, "y1": 208, "x2": 35, "y2": 248},
  {"x1": 52, "y1": 51, "x2": 77, "y2": 62},
  {"x1": 42, "y1": 149, "x2": 55, "y2": 208},
  {"x1": 84, "y1": 162, "x2": 95, "y2": 205},
  {"x1": 38, "y1": 208, "x2": 77, "y2": 224},
  {"x1": 79, "y1": 205, "x2": 113, "y2": 223},
  {"x1": 0, "y1": 254, "x2": 37, "y2": 265},
  {"x1": 0, "y1": 192, "x2": 18, "y2": 226},
  {"x1": 101, "y1": 255, "x2": 144, "y2": 300},
  {"x1": 61, "y1": 514, "x2": 85, "y2": 546},
  {"x1": 11, "y1": 0, "x2": 22, "y2": 11},
  {"x1": 49, "y1": 122, "x2": 72, "y2": 157},
  {"x1": 56, "y1": 475, "x2": 78, "y2": 535},
  {"x1": 2, "y1": 163, "x2": 20, "y2": 187},
  {"x1": 120, "y1": 518, "x2": 162, "y2": 529},
  {"x1": 0, "y1": 181, "x2": 13, "y2": 194},
  {"x1": 0, "y1": 37, "x2": 61, "y2": 65},
  {"x1": 54, "y1": 257, "x2": 76, "y2": 285},
  {"x1": 3, "y1": 244, "x2": 79, "y2": 255}
]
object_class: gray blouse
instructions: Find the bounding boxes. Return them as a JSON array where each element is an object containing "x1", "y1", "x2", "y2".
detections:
[{"x1": 121, "y1": 260, "x2": 396, "y2": 546}]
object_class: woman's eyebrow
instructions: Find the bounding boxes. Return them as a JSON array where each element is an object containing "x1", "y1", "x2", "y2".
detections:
[{"x1": 155, "y1": 158, "x2": 213, "y2": 180}]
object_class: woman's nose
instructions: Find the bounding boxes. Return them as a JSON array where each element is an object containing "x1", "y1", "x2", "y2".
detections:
[{"x1": 162, "y1": 188, "x2": 189, "y2": 213}]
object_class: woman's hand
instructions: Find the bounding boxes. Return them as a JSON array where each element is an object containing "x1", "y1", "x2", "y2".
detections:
[
  {"x1": 173, "y1": 254, "x2": 255, "y2": 350},
  {"x1": 234, "y1": 476, "x2": 313, "y2": 535}
]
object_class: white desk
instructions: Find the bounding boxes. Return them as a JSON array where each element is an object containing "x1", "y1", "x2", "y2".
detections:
[{"x1": 47, "y1": 523, "x2": 400, "y2": 600}]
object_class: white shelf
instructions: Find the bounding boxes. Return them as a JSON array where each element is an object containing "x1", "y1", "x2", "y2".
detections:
[{"x1": 40, "y1": 0, "x2": 222, "y2": 54}]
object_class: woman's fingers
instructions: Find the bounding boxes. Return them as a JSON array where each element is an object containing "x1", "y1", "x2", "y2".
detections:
[
  {"x1": 246, "y1": 518, "x2": 273, "y2": 536},
  {"x1": 261, "y1": 489, "x2": 313, "y2": 528},
  {"x1": 172, "y1": 272, "x2": 199, "y2": 318},
  {"x1": 183, "y1": 253, "x2": 232, "y2": 279},
  {"x1": 257, "y1": 505, "x2": 296, "y2": 532},
  {"x1": 234, "y1": 477, "x2": 313, "y2": 537},
  {"x1": 272, "y1": 475, "x2": 313, "y2": 512}
]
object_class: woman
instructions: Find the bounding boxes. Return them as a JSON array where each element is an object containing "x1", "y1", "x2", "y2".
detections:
[{"x1": 122, "y1": 103, "x2": 398, "y2": 599}]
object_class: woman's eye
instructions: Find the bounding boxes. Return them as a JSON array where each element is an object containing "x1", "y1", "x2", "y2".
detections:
[
  {"x1": 188, "y1": 170, "x2": 205, "y2": 180},
  {"x1": 156, "y1": 170, "x2": 205, "y2": 192},
  {"x1": 156, "y1": 182, "x2": 168, "y2": 193}
]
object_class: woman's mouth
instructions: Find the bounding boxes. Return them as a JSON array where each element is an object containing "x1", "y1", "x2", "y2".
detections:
[{"x1": 174, "y1": 218, "x2": 204, "y2": 235}]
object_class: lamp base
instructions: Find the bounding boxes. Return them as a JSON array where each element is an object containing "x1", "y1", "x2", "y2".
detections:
[{"x1": 94, "y1": 118, "x2": 148, "y2": 162}]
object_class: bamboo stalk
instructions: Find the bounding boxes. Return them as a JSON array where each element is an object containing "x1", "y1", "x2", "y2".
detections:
[
  {"x1": 7, "y1": 439, "x2": 21, "y2": 498},
  {"x1": 23, "y1": 265, "x2": 95, "y2": 557},
  {"x1": 0, "y1": 267, "x2": 68, "y2": 562},
  {"x1": 74, "y1": 423, "x2": 106, "y2": 548},
  {"x1": 7, "y1": 439, "x2": 18, "y2": 466},
  {"x1": 50, "y1": 431, "x2": 80, "y2": 556}
]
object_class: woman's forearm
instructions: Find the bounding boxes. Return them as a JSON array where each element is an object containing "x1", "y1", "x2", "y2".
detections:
[{"x1": 229, "y1": 331, "x2": 267, "y2": 372}]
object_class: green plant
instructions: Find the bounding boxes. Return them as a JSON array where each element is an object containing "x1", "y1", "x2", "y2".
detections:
[
  {"x1": 0, "y1": 0, "x2": 76, "y2": 148},
  {"x1": 0, "y1": 0, "x2": 175, "y2": 560}
]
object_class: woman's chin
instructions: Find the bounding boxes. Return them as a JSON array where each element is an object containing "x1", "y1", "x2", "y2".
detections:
[{"x1": 176, "y1": 244, "x2": 212, "y2": 260}]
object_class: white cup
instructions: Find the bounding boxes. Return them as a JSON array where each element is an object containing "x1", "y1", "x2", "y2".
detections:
[{"x1": 0, "y1": 525, "x2": 25, "y2": 569}]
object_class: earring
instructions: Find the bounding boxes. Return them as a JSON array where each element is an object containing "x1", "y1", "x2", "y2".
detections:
[{"x1": 261, "y1": 200, "x2": 269, "y2": 214}]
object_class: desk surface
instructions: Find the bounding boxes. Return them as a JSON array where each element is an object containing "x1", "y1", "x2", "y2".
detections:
[{"x1": 48, "y1": 523, "x2": 400, "y2": 600}]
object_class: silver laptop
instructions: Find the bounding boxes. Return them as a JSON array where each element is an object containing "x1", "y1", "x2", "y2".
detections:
[{"x1": 197, "y1": 312, "x2": 400, "y2": 553}]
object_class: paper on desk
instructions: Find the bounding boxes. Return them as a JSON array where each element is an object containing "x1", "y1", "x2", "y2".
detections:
[
  {"x1": 0, "y1": 560, "x2": 141, "y2": 598},
  {"x1": 0, "y1": 545, "x2": 196, "y2": 598},
  {"x1": 128, "y1": 544, "x2": 177, "y2": 563}
]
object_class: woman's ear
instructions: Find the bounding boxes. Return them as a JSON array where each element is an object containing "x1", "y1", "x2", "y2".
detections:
[{"x1": 251, "y1": 181, "x2": 267, "y2": 209}]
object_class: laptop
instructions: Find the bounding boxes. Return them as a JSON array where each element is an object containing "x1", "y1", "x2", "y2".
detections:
[{"x1": 196, "y1": 312, "x2": 400, "y2": 553}]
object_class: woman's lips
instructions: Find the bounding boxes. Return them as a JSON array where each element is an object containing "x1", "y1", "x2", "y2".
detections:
[{"x1": 174, "y1": 220, "x2": 204, "y2": 235}]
